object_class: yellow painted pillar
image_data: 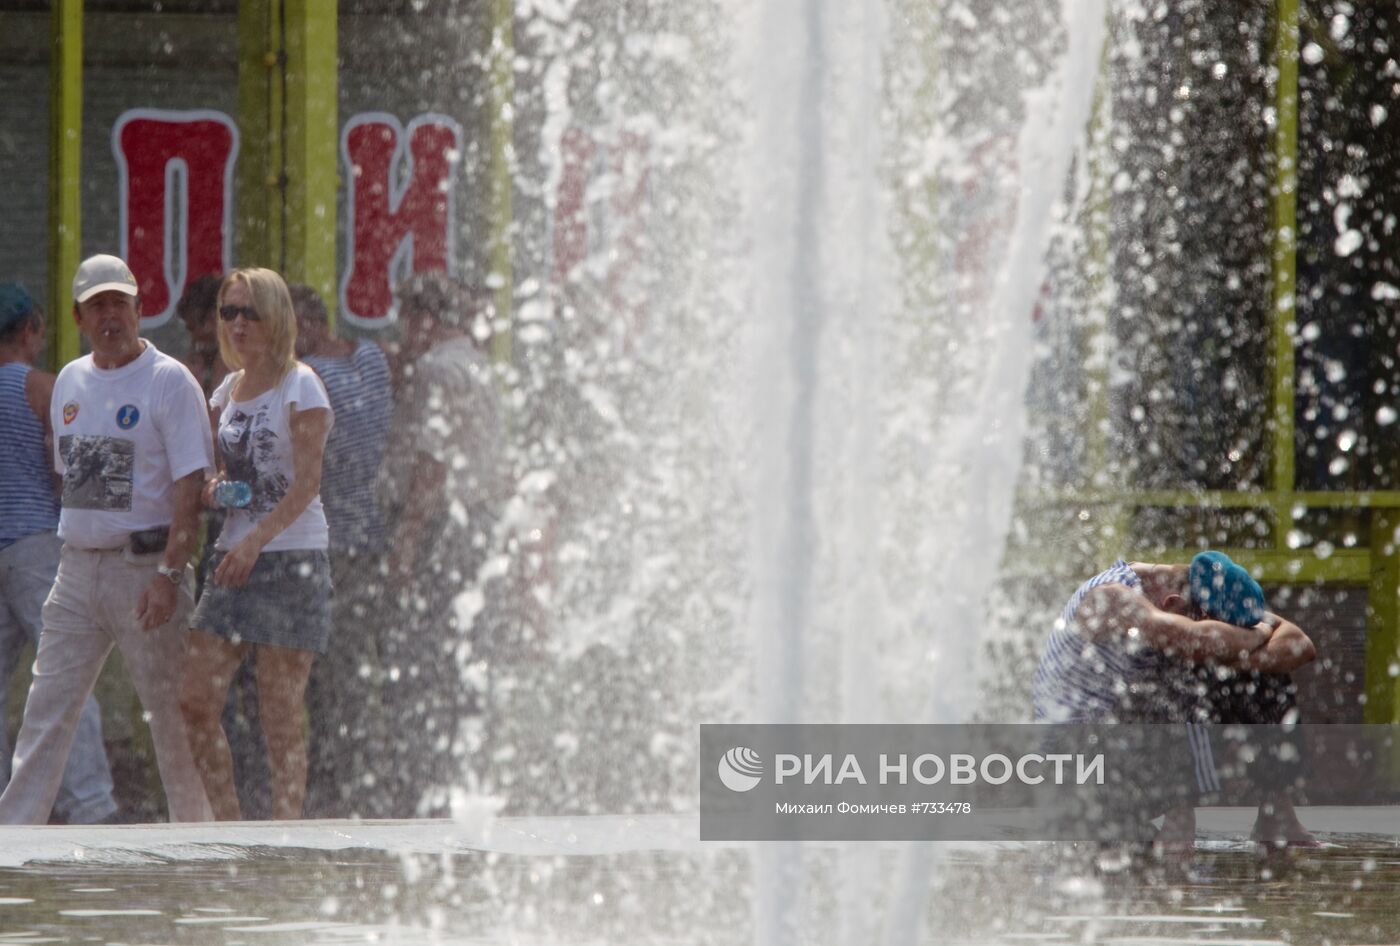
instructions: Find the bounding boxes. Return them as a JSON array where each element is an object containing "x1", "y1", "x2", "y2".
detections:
[
  {"x1": 283, "y1": 0, "x2": 339, "y2": 319},
  {"x1": 1366, "y1": 511, "x2": 1400, "y2": 725},
  {"x1": 1082, "y1": 29, "x2": 1127, "y2": 566},
  {"x1": 237, "y1": 0, "x2": 338, "y2": 323},
  {"x1": 1270, "y1": 0, "x2": 1299, "y2": 532},
  {"x1": 50, "y1": 0, "x2": 83, "y2": 368},
  {"x1": 237, "y1": 0, "x2": 277, "y2": 272},
  {"x1": 487, "y1": 0, "x2": 514, "y2": 364}
]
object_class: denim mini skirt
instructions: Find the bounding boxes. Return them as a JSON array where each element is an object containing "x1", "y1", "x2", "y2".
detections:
[{"x1": 190, "y1": 549, "x2": 333, "y2": 653}]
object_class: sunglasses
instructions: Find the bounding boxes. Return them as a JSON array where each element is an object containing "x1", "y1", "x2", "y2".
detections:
[{"x1": 218, "y1": 304, "x2": 261, "y2": 323}]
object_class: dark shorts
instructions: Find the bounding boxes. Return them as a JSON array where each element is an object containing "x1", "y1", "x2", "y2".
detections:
[
  {"x1": 191, "y1": 549, "x2": 333, "y2": 654},
  {"x1": 1109, "y1": 665, "x2": 1304, "y2": 808}
]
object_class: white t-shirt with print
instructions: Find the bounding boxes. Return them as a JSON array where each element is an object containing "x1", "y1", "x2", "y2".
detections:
[
  {"x1": 210, "y1": 364, "x2": 334, "y2": 552},
  {"x1": 52, "y1": 340, "x2": 214, "y2": 549}
]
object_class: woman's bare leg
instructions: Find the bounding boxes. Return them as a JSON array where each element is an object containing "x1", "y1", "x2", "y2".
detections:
[
  {"x1": 256, "y1": 643, "x2": 316, "y2": 820},
  {"x1": 179, "y1": 630, "x2": 247, "y2": 821}
]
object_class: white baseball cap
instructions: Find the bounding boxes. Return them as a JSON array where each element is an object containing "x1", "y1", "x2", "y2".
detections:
[{"x1": 73, "y1": 254, "x2": 139, "y2": 304}]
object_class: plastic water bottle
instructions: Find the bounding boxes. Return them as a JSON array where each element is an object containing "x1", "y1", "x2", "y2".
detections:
[{"x1": 213, "y1": 480, "x2": 253, "y2": 509}]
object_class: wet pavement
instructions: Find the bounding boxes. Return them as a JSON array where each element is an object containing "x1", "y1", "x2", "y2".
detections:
[{"x1": 0, "y1": 812, "x2": 1395, "y2": 944}]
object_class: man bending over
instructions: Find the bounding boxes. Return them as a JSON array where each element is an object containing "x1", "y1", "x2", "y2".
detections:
[{"x1": 1032, "y1": 553, "x2": 1318, "y2": 850}]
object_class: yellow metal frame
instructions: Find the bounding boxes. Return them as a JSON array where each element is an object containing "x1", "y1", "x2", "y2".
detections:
[
  {"x1": 1062, "y1": 0, "x2": 1399, "y2": 723},
  {"x1": 1270, "y1": 0, "x2": 1300, "y2": 519},
  {"x1": 1366, "y1": 511, "x2": 1400, "y2": 725},
  {"x1": 1082, "y1": 28, "x2": 1129, "y2": 564},
  {"x1": 50, "y1": 0, "x2": 83, "y2": 367}
]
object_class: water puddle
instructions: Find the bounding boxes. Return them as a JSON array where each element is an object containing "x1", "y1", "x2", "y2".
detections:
[{"x1": 0, "y1": 819, "x2": 1395, "y2": 944}]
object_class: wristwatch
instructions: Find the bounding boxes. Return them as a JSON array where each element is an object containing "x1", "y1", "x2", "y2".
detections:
[{"x1": 156, "y1": 564, "x2": 185, "y2": 586}]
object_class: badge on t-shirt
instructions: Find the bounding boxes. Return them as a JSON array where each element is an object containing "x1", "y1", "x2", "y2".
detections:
[
  {"x1": 116, "y1": 404, "x2": 141, "y2": 430},
  {"x1": 63, "y1": 401, "x2": 79, "y2": 424}
]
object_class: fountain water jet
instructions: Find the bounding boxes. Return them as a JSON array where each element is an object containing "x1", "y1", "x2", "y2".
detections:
[
  {"x1": 733, "y1": 0, "x2": 1107, "y2": 941},
  {"x1": 880, "y1": 0, "x2": 1108, "y2": 937}
]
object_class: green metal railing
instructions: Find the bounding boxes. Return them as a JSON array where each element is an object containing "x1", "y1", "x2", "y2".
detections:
[{"x1": 1048, "y1": 0, "x2": 1399, "y2": 724}]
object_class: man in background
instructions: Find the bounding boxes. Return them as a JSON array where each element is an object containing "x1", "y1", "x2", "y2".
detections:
[
  {"x1": 177, "y1": 274, "x2": 229, "y2": 396},
  {"x1": 290, "y1": 284, "x2": 393, "y2": 818},
  {"x1": 377, "y1": 274, "x2": 508, "y2": 816}
]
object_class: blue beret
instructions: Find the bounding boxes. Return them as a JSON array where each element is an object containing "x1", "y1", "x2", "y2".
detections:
[
  {"x1": 0, "y1": 283, "x2": 35, "y2": 333},
  {"x1": 1189, "y1": 551, "x2": 1265, "y2": 627}
]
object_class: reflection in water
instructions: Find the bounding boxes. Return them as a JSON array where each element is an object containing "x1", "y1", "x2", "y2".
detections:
[
  {"x1": 0, "y1": 835, "x2": 1397, "y2": 945},
  {"x1": 921, "y1": 843, "x2": 1400, "y2": 946}
]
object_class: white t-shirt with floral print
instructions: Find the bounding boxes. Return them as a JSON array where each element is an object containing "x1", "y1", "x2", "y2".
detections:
[{"x1": 210, "y1": 364, "x2": 334, "y2": 552}]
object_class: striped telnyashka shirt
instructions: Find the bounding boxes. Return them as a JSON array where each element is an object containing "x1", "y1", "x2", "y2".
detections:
[
  {"x1": 303, "y1": 341, "x2": 392, "y2": 551},
  {"x1": 1031, "y1": 559, "x2": 1220, "y2": 793},
  {"x1": 1030, "y1": 560, "x2": 1169, "y2": 723},
  {"x1": 0, "y1": 362, "x2": 59, "y2": 549}
]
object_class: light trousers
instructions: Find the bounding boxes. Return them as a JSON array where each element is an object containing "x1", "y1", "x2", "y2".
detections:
[
  {"x1": 0, "y1": 545, "x2": 213, "y2": 824},
  {"x1": 0, "y1": 532, "x2": 117, "y2": 823}
]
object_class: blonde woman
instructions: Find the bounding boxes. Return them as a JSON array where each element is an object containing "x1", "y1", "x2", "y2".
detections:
[{"x1": 180, "y1": 268, "x2": 333, "y2": 820}]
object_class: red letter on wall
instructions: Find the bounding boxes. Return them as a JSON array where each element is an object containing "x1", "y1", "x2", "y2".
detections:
[
  {"x1": 341, "y1": 113, "x2": 463, "y2": 326},
  {"x1": 113, "y1": 110, "x2": 238, "y2": 324},
  {"x1": 551, "y1": 128, "x2": 598, "y2": 286},
  {"x1": 549, "y1": 127, "x2": 651, "y2": 344}
]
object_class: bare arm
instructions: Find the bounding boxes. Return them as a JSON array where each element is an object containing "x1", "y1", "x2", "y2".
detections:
[
  {"x1": 1076, "y1": 583, "x2": 1272, "y2": 665},
  {"x1": 201, "y1": 405, "x2": 224, "y2": 507},
  {"x1": 1237, "y1": 612, "x2": 1317, "y2": 673},
  {"x1": 26, "y1": 369, "x2": 60, "y2": 497},
  {"x1": 135, "y1": 469, "x2": 204, "y2": 631},
  {"x1": 164, "y1": 470, "x2": 205, "y2": 574},
  {"x1": 26, "y1": 367, "x2": 54, "y2": 425}
]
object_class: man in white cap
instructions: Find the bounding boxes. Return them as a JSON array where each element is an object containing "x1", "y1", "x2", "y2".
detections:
[
  {"x1": 0, "y1": 255, "x2": 215, "y2": 823},
  {"x1": 0, "y1": 282, "x2": 118, "y2": 824}
]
